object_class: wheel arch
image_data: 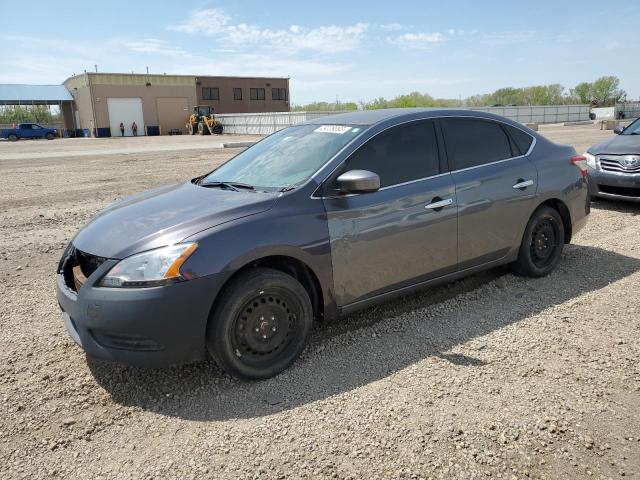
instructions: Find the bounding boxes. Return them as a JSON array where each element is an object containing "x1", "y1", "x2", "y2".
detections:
[{"x1": 211, "y1": 254, "x2": 325, "y2": 324}]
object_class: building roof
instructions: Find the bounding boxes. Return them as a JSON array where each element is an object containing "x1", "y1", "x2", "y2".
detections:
[{"x1": 0, "y1": 84, "x2": 73, "y2": 105}]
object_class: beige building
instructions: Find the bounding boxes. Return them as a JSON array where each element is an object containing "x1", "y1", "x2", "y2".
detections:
[{"x1": 63, "y1": 72, "x2": 289, "y2": 137}]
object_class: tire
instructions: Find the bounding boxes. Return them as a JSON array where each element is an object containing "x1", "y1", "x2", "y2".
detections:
[
  {"x1": 206, "y1": 268, "x2": 313, "y2": 380},
  {"x1": 187, "y1": 123, "x2": 196, "y2": 135},
  {"x1": 212, "y1": 124, "x2": 223, "y2": 135},
  {"x1": 45, "y1": 132, "x2": 55, "y2": 140},
  {"x1": 512, "y1": 206, "x2": 565, "y2": 277},
  {"x1": 8, "y1": 134, "x2": 18, "y2": 142},
  {"x1": 197, "y1": 122, "x2": 208, "y2": 135}
]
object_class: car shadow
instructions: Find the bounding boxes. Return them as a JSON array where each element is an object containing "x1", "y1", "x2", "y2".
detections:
[{"x1": 88, "y1": 244, "x2": 640, "y2": 421}]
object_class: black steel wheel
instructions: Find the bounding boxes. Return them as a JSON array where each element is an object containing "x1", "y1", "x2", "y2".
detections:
[
  {"x1": 212, "y1": 123, "x2": 223, "y2": 135},
  {"x1": 207, "y1": 268, "x2": 313, "y2": 380},
  {"x1": 512, "y1": 206, "x2": 565, "y2": 277}
]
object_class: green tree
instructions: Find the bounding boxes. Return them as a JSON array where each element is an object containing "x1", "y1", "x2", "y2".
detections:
[
  {"x1": 591, "y1": 76, "x2": 624, "y2": 106},
  {"x1": 570, "y1": 82, "x2": 593, "y2": 104}
]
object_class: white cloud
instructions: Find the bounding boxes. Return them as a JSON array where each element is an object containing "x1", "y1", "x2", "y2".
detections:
[
  {"x1": 169, "y1": 8, "x2": 368, "y2": 54},
  {"x1": 380, "y1": 23, "x2": 404, "y2": 31},
  {"x1": 386, "y1": 32, "x2": 445, "y2": 49},
  {"x1": 168, "y1": 8, "x2": 230, "y2": 36},
  {"x1": 122, "y1": 38, "x2": 187, "y2": 57}
]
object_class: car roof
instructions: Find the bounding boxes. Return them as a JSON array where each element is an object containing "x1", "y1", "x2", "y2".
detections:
[{"x1": 304, "y1": 108, "x2": 514, "y2": 127}]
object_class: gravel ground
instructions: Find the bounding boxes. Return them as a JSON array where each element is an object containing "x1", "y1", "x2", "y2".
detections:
[{"x1": 1, "y1": 124, "x2": 639, "y2": 479}]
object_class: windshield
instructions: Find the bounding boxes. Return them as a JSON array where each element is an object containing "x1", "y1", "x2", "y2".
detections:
[
  {"x1": 621, "y1": 118, "x2": 640, "y2": 135},
  {"x1": 201, "y1": 124, "x2": 363, "y2": 190}
]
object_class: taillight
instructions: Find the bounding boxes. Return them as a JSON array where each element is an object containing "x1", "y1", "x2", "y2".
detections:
[{"x1": 570, "y1": 155, "x2": 588, "y2": 177}]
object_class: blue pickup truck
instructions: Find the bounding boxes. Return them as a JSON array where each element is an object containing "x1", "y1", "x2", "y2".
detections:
[{"x1": 0, "y1": 123, "x2": 57, "y2": 141}]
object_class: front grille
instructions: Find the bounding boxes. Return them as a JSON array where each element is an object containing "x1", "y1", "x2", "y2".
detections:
[
  {"x1": 61, "y1": 247, "x2": 107, "y2": 292},
  {"x1": 76, "y1": 250, "x2": 106, "y2": 278},
  {"x1": 599, "y1": 156, "x2": 640, "y2": 174},
  {"x1": 598, "y1": 184, "x2": 640, "y2": 197}
]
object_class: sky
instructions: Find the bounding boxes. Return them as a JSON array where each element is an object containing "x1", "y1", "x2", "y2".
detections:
[{"x1": 1, "y1": 0, "x2": 638, "y2": 104}]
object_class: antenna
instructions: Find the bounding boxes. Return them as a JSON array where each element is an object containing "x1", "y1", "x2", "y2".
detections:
[{"x1": 94, "y1": 64, "x2": 98, "y2": 73}]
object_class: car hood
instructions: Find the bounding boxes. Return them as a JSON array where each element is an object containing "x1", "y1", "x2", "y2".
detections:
[
  {"x1": 72, "y1": 181, "x2": 277, "y2": 259},
  {"x1": 589, "y1": 135, "x2": 640, "y2": 155}
]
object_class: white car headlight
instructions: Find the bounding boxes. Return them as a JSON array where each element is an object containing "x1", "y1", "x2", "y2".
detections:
[
  {"x1": 583, "y1": 152, "x2": 597, "y2": 169},
  {"x1": 99, "y1": 243, "x2": 198, "y2": 288}
]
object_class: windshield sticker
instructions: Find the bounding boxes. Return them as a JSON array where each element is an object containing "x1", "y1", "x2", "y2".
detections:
[{"x1": 314, "y1": 125, "x2": 352, "y2": 134}]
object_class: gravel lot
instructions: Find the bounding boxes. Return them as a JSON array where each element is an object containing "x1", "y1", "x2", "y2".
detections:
[{"x1": 1, "y1": 124, "x2": 639, "y2": 479}]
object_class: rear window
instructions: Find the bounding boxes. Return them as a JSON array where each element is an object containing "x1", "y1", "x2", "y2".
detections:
[
  {"x1": 442, "y1": 118, "x2": 513, "y2": 170},
  {"x1": 504, "y1": 124, "x2": 534, "y2": 155}
]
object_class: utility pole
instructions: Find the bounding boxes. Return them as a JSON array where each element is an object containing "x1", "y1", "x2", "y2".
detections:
[{"x1": 94, "y1": 64, "x2": 98, "y2": 73}]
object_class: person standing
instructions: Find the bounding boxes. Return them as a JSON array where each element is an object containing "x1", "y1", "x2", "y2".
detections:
[
  {"x1": 132, "y1": 121, "x2": 138, "y2": 137},
  {"x1": 119, "y1": 122, "x2": 125, "y2": 137}
]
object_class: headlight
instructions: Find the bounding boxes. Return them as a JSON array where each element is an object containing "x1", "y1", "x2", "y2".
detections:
[
  {"x1": 583, "y1": 152, "x2": 596, "y2": 169},
  {"x1": 99, "y1": 243, "x2": 198, "y2": 288}
]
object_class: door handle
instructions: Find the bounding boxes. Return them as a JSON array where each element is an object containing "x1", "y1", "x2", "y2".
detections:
[
  {"x1": 425, "y1": 198, "x2": 454, "y2": 210},
  {"x1": 512, "y1": 179, "x2": 534, "y2": 190}
]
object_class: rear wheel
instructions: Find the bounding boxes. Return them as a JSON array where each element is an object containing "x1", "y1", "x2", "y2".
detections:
[
  {"x1": 512, "y1": 206, "x2": 565, "y2": 277},
  {"x1": 212, "y1": 124, "x2": 223, "y2": 135},
  {"x1": 8, "y1": 134, "x2": 18, "y2": 142},
  {"x1": 206, "y1": 268, "x2": 313, "y2": 380},
  {"x1": 187, "y1": 123, "x2": 197, "y2": 135}
]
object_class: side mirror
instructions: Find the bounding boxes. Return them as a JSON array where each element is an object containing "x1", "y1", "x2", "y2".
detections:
[
  {"x1": 613, "y1": 126, "x2": 624, "y2": 135},
  {"x1": 336, "y1": 169, "x2": 380, "y2": 194}
]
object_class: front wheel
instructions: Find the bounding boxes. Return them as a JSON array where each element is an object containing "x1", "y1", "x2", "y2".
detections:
[
  {"x1": 45, "y1": 132, "x2": 55, "y2": 140},
  {"x1": 207, "y1": 268, "x2": 313, "y2": 380},
  {"x1": 512, "y1": 206, "x2": 565, "y2": 277}
]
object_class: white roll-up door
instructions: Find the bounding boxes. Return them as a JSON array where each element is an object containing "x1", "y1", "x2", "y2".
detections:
[{"x1": 107, "y1": 98, "x2": 144, "y2": 137}]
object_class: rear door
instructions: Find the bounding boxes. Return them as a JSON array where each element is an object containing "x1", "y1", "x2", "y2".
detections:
[
  {"x1": 18, "y1": 124, "x2": 35, "y2": 138},
  {"x1": 441, "y1": 117, "x2": 537, "y2": 269},
  {"x1": 321, "y1": 120, "x2": 458, "y2": 306}
]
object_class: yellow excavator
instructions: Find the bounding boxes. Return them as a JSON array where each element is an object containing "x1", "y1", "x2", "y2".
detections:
[{"x1": 186, "y1": 105, "x2": 224, "y2": 135}]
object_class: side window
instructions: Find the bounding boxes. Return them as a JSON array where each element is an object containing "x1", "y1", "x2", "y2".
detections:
[
  {"x1": 344, "y1": 121, "x2": 440, "y2": 188},
  {"x1": 503, "y1": 124, "x2": 534, "y2": 155},
  {"x1": 442, "y1": 118, "x2": 513, "y2": 170},
  {"x1": 32, "y1": 124, "x2": 42, "y2": 129},
  {"x1": 202, "y1": 87, "x2": 219, "y2": 100}
]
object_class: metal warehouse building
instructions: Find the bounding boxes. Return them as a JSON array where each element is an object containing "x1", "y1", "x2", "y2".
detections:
[{"x1": 62, "y1": 72, "x2": 290, "y2": 137}]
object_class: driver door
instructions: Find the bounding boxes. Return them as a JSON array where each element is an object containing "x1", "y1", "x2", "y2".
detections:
[{"x1": 321, "y1": 120, "x2": 458, "y2": 307}]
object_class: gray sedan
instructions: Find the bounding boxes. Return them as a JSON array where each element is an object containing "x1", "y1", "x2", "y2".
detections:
[
  {"x1": 57, "y1": 108, "x2": 590, "y2": 379},
  {"x1": 585, "y1": 117, "x2": 640, "y2": 202}
]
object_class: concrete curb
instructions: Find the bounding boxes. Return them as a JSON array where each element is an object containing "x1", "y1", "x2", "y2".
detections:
[{"x1": 222, "y1": 141, "x2": 257, "y2": 148}]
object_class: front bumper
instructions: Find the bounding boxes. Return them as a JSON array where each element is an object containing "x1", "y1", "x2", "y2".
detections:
[
  {"x1": 56, "y1": 257, "x2": 230, "y2": 367},
  {"x1": 588, "y1": 167, "x2": 640, "y2": 203}
]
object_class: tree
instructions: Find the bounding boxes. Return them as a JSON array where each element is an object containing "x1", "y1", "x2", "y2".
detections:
[
  {"x1": 591, "y1": 76, "x2": 624, "y2": 106},
  {"x1": 570, "y1": 82, "x2": 593, "y2": 104}
]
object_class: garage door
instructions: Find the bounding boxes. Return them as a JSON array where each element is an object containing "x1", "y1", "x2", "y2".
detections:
[
  {"x1": 107, "y1": 98, "x2": 144, "y2": 137},
  {"x1": 157, "y1": 97, "x2": 189, "y2": 134}
]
